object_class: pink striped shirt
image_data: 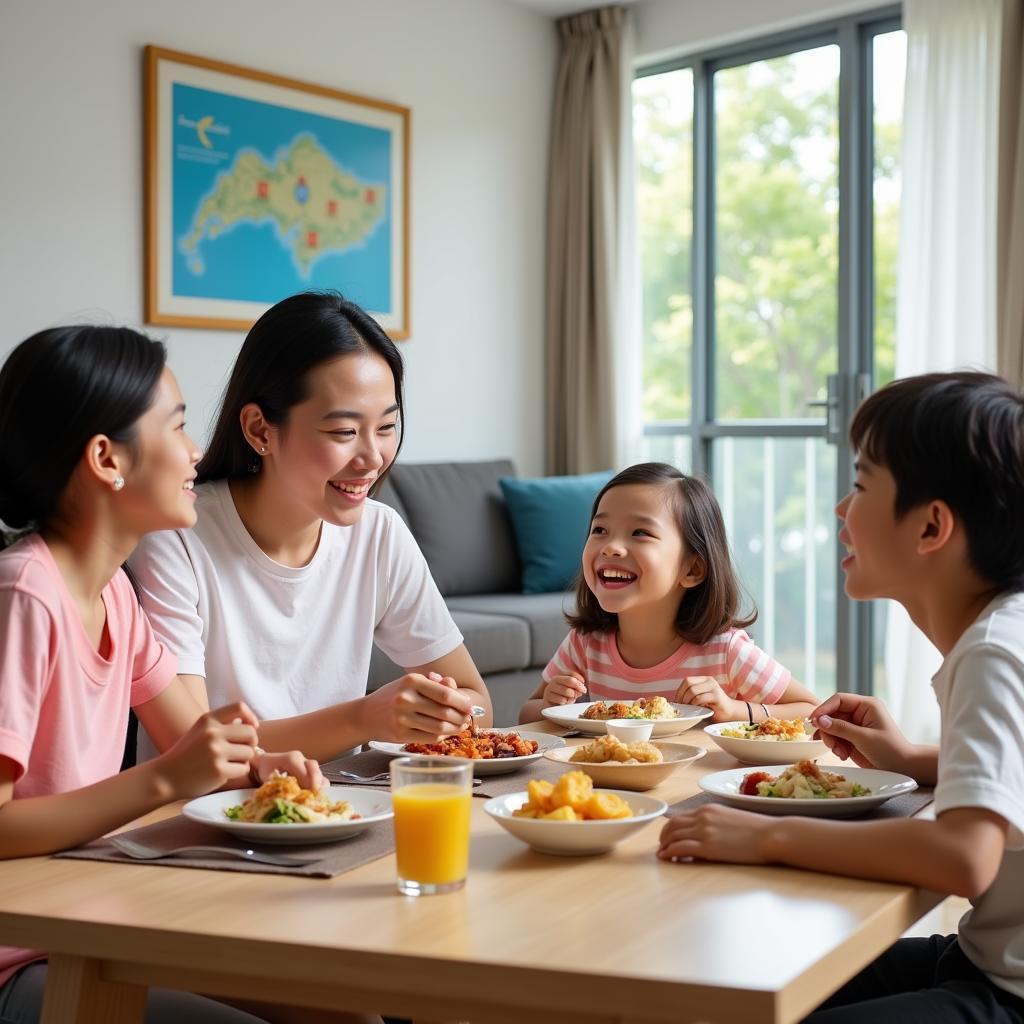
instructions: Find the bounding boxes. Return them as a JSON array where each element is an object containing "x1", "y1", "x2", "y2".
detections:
[{"x1": 542, "y1": 628, "x2": 790, "y2": 705}]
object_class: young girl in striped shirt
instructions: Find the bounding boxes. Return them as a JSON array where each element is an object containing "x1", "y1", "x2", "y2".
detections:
[{"x1": 519, "y1": 463, "x2": 818, "y2": 725}]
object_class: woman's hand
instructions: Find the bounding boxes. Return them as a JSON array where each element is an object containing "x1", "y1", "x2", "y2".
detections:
[
  {"x1": 153, "y1": 702, "x2": 259, "y2": 800},
  {"x1": 810, "y1": 693, "x2": 913, "y2": 772},
  {"x1": 361, "y1": 672, "x2": 473, "y2": 743},
  {"x1": 542, "y1": 673, "x2": 587, "y2": 708},
  {"x1": 674, "y1": 676, "x2": 745, "y2": 723},
  {"x1": 657, "y1": 803, "x2": 775, "y2": 864},
  {"x1": 253, "y1": 750, "x2": 324, "y2": 791}
]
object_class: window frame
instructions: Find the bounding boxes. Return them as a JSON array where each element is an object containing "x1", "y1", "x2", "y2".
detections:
[{"x1": 634, "y1": 6, "x2": 902, "y2": 694}]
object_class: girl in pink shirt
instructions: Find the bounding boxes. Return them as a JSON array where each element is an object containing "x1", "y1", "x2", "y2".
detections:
[
  {"x1": 520, "y1": 463, "x2": 818, "y2": 725},
  {"x1": 0, "y1": 326, "x2": 367, "y2": 1024}
]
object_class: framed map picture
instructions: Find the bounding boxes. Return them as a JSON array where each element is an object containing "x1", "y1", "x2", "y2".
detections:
[{"x1": 144, "y1": 46, "x2": 410, "y2": 337}]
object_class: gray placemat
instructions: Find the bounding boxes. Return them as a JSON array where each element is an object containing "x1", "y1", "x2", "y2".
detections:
[
  {"x1": 55, "y1": 813, "x2": 395, "y2": 878},
  {"x1": 322, "y1": 749, "x2": 565, "y2": 799},
  {"x1": 322, "y1": 750, "x2": 395, "y2": 778},
  {"x1": 667, "y1": 787, "x2": 935, "y2": 820}
]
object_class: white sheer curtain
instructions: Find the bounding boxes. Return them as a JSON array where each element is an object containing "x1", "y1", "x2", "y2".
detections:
[{"x1": 886, "y1": 0, "x2": 1003, "y2": 743}]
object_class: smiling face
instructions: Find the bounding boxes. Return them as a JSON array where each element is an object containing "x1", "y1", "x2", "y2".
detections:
[
  {"x1": 582, "y1": 482, "x2": 700, "y2": 620},
  {"x1": 119, "y1": 367, "x2": 202, "y2": 533},
  {"x1": 836, "y1": 456, "x2": 923, "y2": 601},
  {"x1": 263, "y1": 351, "x2": 400, "y2": 528}
]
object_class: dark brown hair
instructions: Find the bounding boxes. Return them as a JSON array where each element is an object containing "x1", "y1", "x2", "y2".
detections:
[
  {"x1": 567, "y1": 462, "x2": 756, "y2": 644},
  {"x1": 850, "y1": 371, "x2": 1024, "y2": 591},
  {"x1": 0, "y1": 325, "x2": 166, "y2": 539},
  {"x1": 197, "y1": 291, "x2": 404, "y2": 490}
]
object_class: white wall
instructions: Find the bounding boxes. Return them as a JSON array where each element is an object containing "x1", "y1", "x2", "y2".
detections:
[
  {"x1": 0, "y1": 0, "x2": 555, "y2": 473},
  {"x1": 633, "y1": 0, "x2": 894, "y2": 64}
]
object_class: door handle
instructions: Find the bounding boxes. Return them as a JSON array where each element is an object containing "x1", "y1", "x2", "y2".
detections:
[
  {"x1": 807, "y1": 375, "x2": 841, "y2": 443},
  {"x1": 807, "y1": 374, "x2": 871, "y2": 446}
]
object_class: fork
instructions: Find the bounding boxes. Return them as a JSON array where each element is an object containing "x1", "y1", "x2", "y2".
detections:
[
  {"x1": 324, "y1": 769, "x2": 391, "y2": 783},
  {"x1": 324, "y1": 771, "x2": 483, "y2": 787},
  {"x1": 109, "y1": 835, "x2": 317, "y2": 867}
]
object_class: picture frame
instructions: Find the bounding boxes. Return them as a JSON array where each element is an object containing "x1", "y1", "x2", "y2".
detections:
[{"x1": 144, "y1": 46, "x2": 410, "y2": 338}]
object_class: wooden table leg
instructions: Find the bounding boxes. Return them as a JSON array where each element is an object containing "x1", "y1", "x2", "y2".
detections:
[{"x1": 41, "y1": 954, "x2": 146, "y2": 1024}]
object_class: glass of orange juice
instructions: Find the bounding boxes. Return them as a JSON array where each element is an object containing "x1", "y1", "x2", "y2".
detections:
[{"x1": 390, "y1": 756, "x2": 473, "y2": 896}]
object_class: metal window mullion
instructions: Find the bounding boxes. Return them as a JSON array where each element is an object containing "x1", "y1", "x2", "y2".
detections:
[
  {"x1": 691, "y1": 57, "x2": 714, "y2": 479},
  {"x1": 858, "y1": 14, "x2": 902, "y2": 696},
  {"x1": 837, "y1": 20, "x2": 874, "y2": 695},
  {"x1": 695, "y1": 420, "x2": 828, "y2": 439}
]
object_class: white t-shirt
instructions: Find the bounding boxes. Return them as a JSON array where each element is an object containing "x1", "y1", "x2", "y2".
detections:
[
  {"x1": 128, "y1": 480, "x2": 462, "y2": 733},
  {"x1": 932, "y1": 590, "x2": 1024, "y2": 999}
]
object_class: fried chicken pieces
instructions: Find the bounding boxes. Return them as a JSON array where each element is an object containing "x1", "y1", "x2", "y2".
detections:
[
  {"x1": 403, "y1": 729, "x2": 539, "y2": 759},
  {"x1": 512, "y1": 770, "x2": 633, "y2": 821},
  {"x1": 569, "y1": 735, "x2": 663, "y2": 765},
  {"x1": 579, "y1": 697, "x2": 677, "y2": 721}
]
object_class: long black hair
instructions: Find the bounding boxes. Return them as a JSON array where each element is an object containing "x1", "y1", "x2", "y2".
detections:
[
  {"x1": 197, "y1": 291, "x2": 405, "y2": 487},
  {"x1": 0, "y1": 326, "x2": 167, "y2": 543},
  {"x1": 567, "y1": 462, "x2": 756, "y2": 644}
]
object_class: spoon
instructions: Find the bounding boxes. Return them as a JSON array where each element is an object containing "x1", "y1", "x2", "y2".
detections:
[
  {"x1": 426, "y1": 672, "x2": 487, "y2": 737},
  {"x1": 470, "y1": 704, "x2": 487, "y2": 738}
]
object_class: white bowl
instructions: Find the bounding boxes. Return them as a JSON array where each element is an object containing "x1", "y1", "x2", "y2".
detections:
[
  {"x1": 698, "y1": 764, "x2": 917, "y2": 818},
  {"x1": 182, "y1": 786, "x2": 393, "y2": 845},
  {"x1": 484, "y1": 789, "x2": 668, "y2": 855},
  {"x1": 541, "y1": 702, "x2": 713, "y2": 737},
  {"x1": 543, "y1": 742, "x2": 705, "y2": 791},
  {"x1": 605, "y1": 719, "x2": 654, "y2": 743},
  {"x1": 367, "y1": 731, "x2": 564, "y2": 775},
  {"x1": 703, "y1": 722, "x2": 828, "y2": 765}
]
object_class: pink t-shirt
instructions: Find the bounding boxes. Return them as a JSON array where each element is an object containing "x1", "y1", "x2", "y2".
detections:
[
  {"x1": 0, "y1": 534, "x2": 176, "y2": 987},
  {"x1": 542, "y1": 627, "x2": 791, "y2": 705}
]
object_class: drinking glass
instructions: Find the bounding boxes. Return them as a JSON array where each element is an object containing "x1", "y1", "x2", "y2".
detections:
[{"x1": 390, "y1": 756, "x2": 473, "y2": 896}]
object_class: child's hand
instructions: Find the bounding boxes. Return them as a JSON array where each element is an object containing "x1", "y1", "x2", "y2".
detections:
[
  {"x1": 155, "y1": 702, "x2": 259, "y2": 800},
  {"x1": 674, "y1": 676, "x2": 744, "y2": 723},
  {"x1": 542, "y1": 673, "x2": 587, "y2": 707},
  {"x1": 810, "y1": 693, "x2": 912, "y2": 772},
  {"x1": 253, "y1": 750, "x2": 324, "y2": 792},
  {"x1": 657, "y1": 803, "x2": 774, "y2": 864}
]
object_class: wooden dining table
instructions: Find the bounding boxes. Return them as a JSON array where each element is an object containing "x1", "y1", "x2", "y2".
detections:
[{"x1": 0, "y1": 722, "x2": 942, "y2": 1024}]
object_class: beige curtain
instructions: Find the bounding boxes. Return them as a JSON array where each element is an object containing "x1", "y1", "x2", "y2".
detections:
[
  {"x1": 545, "y1": 6, "x2": 637, "y2": 475},
  {"x1": 998, "y1": 0, "x2": 1024, "y2": 386}
]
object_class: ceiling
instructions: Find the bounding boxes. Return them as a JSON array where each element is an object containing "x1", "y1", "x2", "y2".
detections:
[{"x1": 501, "y1": 0, "x2": 640, "y2": 18}]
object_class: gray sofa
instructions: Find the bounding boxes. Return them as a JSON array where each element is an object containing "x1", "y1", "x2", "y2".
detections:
[{"x1": 368, "y1": 460, "x2": 575, "y2": 725}]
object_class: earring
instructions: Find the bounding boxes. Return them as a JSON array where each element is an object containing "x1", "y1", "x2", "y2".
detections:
[
  {"x1": 259, "y1": 446, "x2": 267, "y2": 454},
  {"x1": 112, "y1": 476, "x2": 125, "y2": 491}
]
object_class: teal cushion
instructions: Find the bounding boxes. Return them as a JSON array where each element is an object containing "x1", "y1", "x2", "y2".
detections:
[{"x1": 499, "y1": 472, "x2": 613, "y2": 594}]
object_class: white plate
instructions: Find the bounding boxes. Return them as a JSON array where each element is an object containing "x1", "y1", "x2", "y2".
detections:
[
  {"x1": 698, "y1": 764, "x2": 918, "y2": 817},
  {"x1": 704, "y1": 722, "x2": 829, "y2": 765},
  {"x1": 484, "y1": 789, "x2": 668, "y2": 855},
  {"x1": 541, "y1": 702, "x2": 712, "y2": 737},
  {"x1": 367, "y1": 731, "x2": 565, "y2": 775},
  {"x1": 182, "y1": 786, "x2": 393, "y2": 845}
]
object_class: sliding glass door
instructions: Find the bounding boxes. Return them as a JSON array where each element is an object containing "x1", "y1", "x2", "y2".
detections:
[{"x1": 634, "y1": 10, "x2": 905, "y2": 697}]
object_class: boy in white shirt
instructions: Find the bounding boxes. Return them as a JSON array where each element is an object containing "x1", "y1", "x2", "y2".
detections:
[{"x1": 658, "y1": 371, "x2": 1024, "y2": 1021}]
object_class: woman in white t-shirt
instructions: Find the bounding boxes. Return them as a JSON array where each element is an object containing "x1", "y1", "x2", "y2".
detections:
[{"x1": 130, "y1": 292, "x2": 491, "y2": 761}]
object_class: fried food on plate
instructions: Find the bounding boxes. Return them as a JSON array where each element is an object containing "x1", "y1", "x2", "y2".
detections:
[
  {"x1": 403, "y1": 729, "x2": 539, "y2": 759},
  {"x1": 511, "y1": 770, "x2": 633, "y2": 821},
  {"x1": 569, "y1": 735, "x2": 663, "y2": 765}
]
